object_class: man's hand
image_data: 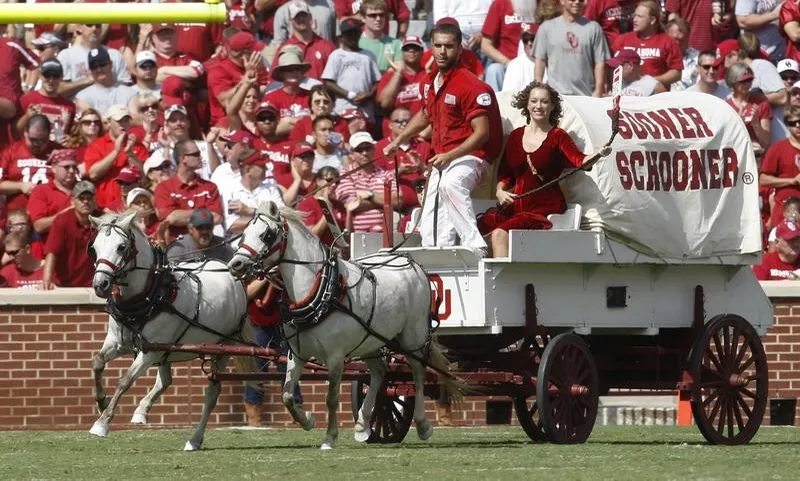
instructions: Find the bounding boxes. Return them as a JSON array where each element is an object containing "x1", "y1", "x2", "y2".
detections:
[
  {"x1": 124, "y1": 134, "x2": 137, "y2": 154},
  {"x1": 466, "y1": 33, "x2": 482, "y2": 50},
  {"x1": 245, "y1": 51, "x2": 263, "y2": 78},
  {"x1": 383, "y1": 140, "x2": 400, "y2": 157},
  {"x1": 345, "y1": 198, "x2": 361, "y2": 213},
  {"x1": 20, "y1": 182, "x2": 35, "y2": 195},
  {"x1": 352, "y1": 92, "x2": 371, "y2": 104},
  {"x1": 205, "y1": 126, "x2": 222, "y2": 144},
  {"x1": 228, "y1": 200, "x2": 251, "y2": 215},
  {"x1": 386, "y1": 54, "x2": 405, "y2": 73},
  {"x1": 42, "y1": 277, "x2": 55, "y2": 290},
  {"x1": 356, "y1": 189, "x2": 373, "y2": 201},
  {"x1": 114, "y1": 131, "x2": 128, "y2": 151},
  {"x1": 430, "y1": 151, "x2": 454, "y2": 170}
]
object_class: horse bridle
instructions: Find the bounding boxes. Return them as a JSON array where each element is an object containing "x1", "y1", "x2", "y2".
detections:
[
  {"x1": 89, "y1": 223, "x2": 139, "y2": 283},
  {"x1": 236, "y1": 213, "x2": 289, "y2": 278}
]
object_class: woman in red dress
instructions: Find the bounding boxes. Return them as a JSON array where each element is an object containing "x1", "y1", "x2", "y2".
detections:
[{"x1": 478, "y1": 81, "x2": 611, "y2": 257}]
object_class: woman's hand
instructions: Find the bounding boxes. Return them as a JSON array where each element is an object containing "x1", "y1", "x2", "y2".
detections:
[
  {"x1": 496, "y1": 189, "x2": 515, "y2": 206},
  {"x1": 597, "y1": 145, "x2": 612, "y2": 158}
]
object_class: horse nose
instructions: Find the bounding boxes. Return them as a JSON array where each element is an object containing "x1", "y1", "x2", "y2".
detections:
[
  {"x1": 93, "y1": 278, "x2": 111, "y2": 298},
  {"x1": 228, "y1": 258, "x2": 244, "y2": 276}
]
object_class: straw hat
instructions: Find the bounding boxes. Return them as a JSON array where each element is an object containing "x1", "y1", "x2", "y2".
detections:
[{"x1": 271, "y1": 48, "x2": 311, "y2": 82}]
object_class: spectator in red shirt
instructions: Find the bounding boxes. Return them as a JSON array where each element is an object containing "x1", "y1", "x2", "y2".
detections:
[
  {"x1": 480, "y1": 0, "x2": 536, "y2": 91},
  {"x1": 725, "y1": 63, "x2": 772, "y2": 154},
  {"x1": 377, "y1": 36, "x2": 426, "y2": 119},
  {"x1": 288, "y1": 84, "x2": 350, "y2": 144},
  {"x1": 753, "y1": 219, "x2": 800, "y2": 280},
  {"x1": 283, "y1": 141, "x2": 317, "y2": 205},
  {"x1": 252, "y1": 102, "x2": 294, "y2": 187},
  {"x1": 17, "y1": 59, "x2": 75, "y2": 141},
  {"x1": 141, "y1": 24, "x2": 205, "y2": 85},
  {"x1": 612, "y1": 0, "x2": 683, "y2": 89},
  {"x1": 42, "y1": 180, "x2": 99, "y2": 289},
  {"x1": 297, "y1": 165, "x2": 347, "y2": 246},
  {"x1": 585, "y1": 0, "x2": 638, "y2": 48},
  {"x1": 223, "y1": 74, "x2": 260, "y2": 135},
  {"x1": 3, "y1": 209, "x2": 45, "y2": 264},
  {"x1": 207, "y1": 31, "x2": 269, "y2": 125},
  {"x1": 760, "y1": 105, "x2": 800, "y2": 228},
  {"x1": 0, "y1": 37, "x2": 39, "y2": 133},
  {"x1": 272, "y1": 2, "x2": 336, "y2": 80},
  {"x1": 154, "y1": 139, "x2": 224, "y2": 243},
  {"x1": 83, "y1": 105, "x2": 149, "y2": 210},
  {"x1": 28, "y1": 149, "x2": 79, "y2": 240},
  {"x1": 0, "y1": 114, "x2": 60, "y2": 212},
  {"x1": 665, "y1": 0, "x2": 735, "y2": 53},
  {"x1": 781, "y1": 0, "x2": 800, "y2": 64},
  {"x1": 264, "y1": 48, "x2": 312, "y2": 138},
  {"x1": 0, "y1": 231, "x2": 49, "y2": 289}
]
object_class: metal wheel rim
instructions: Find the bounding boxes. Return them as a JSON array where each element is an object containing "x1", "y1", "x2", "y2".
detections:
[
  {"x1": 350, "y1": 380, "x2": 414, "y2": 444},
  {"x1": 690, "y1": 314, "x2": 768, "y2": 445},
  {"x1": 536, "y1": 333, "x2": 599, "y2": 444}
]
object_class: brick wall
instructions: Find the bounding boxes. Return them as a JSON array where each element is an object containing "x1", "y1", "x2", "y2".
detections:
[{"x1": 0, "y1": 285, "x2": 797, "y2": 432}]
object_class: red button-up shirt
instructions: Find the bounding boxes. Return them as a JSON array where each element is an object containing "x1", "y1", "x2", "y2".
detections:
[
  {"x1": 83, "y1": 133, "x2": 149, "y2": 209},
  {"x1": 154, "y1": 175, "x2": 223, "y2": 240}
]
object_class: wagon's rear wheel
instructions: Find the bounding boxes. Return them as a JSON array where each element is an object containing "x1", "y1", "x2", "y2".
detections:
[
  {"x1": 689, "y1": 314, "x2": 768, "y2": 445},
  {"x1": 513, "y1": 335, "x2": 549, "y2": 442},
  {"x1": 350, "y1": 380, "x2": 414, "y2": 444},
  {"x1": 536, "y1": 333, "x2": 598, "y2": 444}
]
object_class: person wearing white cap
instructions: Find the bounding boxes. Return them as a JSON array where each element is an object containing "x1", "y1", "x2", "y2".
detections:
[
  {"x1": 789, "y1": 81, "x2": 800, "y2": 108},
  {"x1": 778, "y1": 59, "x2": 800, "y2": 90},
  {"x1": 273, "y1": 0, "x2": 337, "y2": 44},
  {"x1": 125, "y1": 187, "x2": 160, "y2": 237},
  {"x1": 377, "y1": 35, "x2": 426, "y2": 114},
  {"x1": 272, "y1": 1, "x2": 336, "y2": 80},
  {"x1": 130, "y1": 51, "x2": 161, "y2": 99},
  {"x1": 75, "y1": 47, "x2": 138, "y2": 115},
  {"x1": 146, "y1": 24, "x2": 205, "y2": 83},
  {"x1": 336, "y1": 131, "x2": 397, "y2": 233}
]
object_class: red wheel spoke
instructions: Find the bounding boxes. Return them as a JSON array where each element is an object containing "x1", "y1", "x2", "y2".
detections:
[
  {"x1": 701, "y1": 389, "x2": 722, "y2": 408},
  {"x1": 732, "y1": 395, "x2": 746, "y2": 431},
  {"x1": 704, "y1": 346, "x2": 724, "y2": 372},
  {"x1": 740, "y1": 387, "x2": 757, "y2": 400},
  {"x1": 715, "y1": 395, "x2": 728, "y2": 434},
  {"x1": 729, "y1": 325, "x2": 741, "y2": 367},
  {"x1": 733, "y1": 338, "x2": 750, "y2": 369},
  {"x1": 734, "y1": 391, "x2": 753, "y2": 418}
]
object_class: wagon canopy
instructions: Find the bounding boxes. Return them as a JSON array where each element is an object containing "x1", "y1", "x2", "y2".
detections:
[{"x1": 495, "y1": 91, "x2": 762, "y2": 260}]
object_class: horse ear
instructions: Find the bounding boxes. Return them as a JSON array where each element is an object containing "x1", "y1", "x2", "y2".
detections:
[
  {"x1": 267, "y1": 201, "x2": 279, "y2": 217},
  {"x1": 117, "y1": 210, "x2": 138, "y2": 228},
  {"x1": 89, "y1": 215, "x2": 102, "y2": 228}
]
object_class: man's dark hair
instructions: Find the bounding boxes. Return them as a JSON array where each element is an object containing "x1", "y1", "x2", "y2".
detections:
[
  {"x1": 173, "y1": 139, "x2": 196, "y2": 164},
  {"x1": 27, "y1": 114, "x2": 51, "y2": 133},
  {"x1": 431, "y1": 23, "x2": 462, "y2": 45},
  {"x1": 312, "y1": 114, "x2": 335, "y2": 130}
]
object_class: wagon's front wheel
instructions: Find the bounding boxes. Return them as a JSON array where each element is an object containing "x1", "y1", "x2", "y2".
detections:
[
  {"x1": 350, "y1": 380, "x2": 414, "y2": 444},
  {"x1": 536, "y1": 333, "x2": 599, "y2": 444},
  {"x1": 513, "y1": 335, "x2": 548, "y2": 442},
  {"x1": 689, "y1": 314, "x2": 768, "y2": 445}
]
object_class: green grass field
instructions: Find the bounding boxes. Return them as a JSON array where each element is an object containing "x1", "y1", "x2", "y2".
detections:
[{"x1": 1, "y1": 426, "x2": 798, "y2": 480}]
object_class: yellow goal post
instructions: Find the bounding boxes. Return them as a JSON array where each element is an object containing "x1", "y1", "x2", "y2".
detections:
[{"x1": 0, "y1": 0, "x2": 227, "y2": 24}]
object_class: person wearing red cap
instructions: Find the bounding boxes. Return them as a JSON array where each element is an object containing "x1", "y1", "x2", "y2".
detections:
[
  {"x1": 760, "y1": 106, "x2": 800, "y2": 229},
  {"x1": 263, "y1": 48, "x2": 313, "y2": 138},
  {"x1": 780, "y1": 0, "x2": 800, "y2": 64},
  {"x1": 28, "y1": 149, "x2": 79, "y2": 241},
  {"x1": 608, "y1": 48, "x2": 666, "y2": 96},
  {"x1": 0, "y1": 114, "x2": 60, "y2": 213},
  {"x1": 106, "y1": 164, "x2": 143, "y2": 213},
  {"x1": 480, "y1": 0, "x2": 535, "y2": 91},
  {"x1": 283, "y1": 141, "x2": 317, "y2": 205},
  {"x1": 611, "y1": 0, "x2": 683, "y2": 89},
  {"x1": 83, "y1": 105, "x2": 149, "y2": 210},
  {"x1": 725, "y1": 62, "x2": 772, "y2": 153},
  {"x1": 222, "y1": 149, "x2": 285, "y2": 234},
  {"x1": 754, "y1": 219, "x2": 800, "y2": 280},
  {"x1": 272, "y1": 2, "x2": 336, "y2": 80},
  {"x1": 251, "y1": 102, "x2": 294, "y2": 188},
  {"x1": 154, "y1": 139, "x2": 223, "y2": 243},
  {"x1": 723, "y1": 33, "x2": 788, "y2": 113},
  {"x1": 377, "y1": 35, "x2": 427, "y2": 121},
  {"x1": 207, "y1": 31, "x2": 270, "y2": 125},
  {"x1": 384, "y1": 20, "x2": 503, "y2": 257}
]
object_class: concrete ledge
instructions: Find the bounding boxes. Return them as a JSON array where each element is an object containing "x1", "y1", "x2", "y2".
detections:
[
  {"x1": 760, "y1": 280, "x2": 800, "y2": 298},
  {"x1": 0, "y1": 288, "x2": 104, "y2": 306}
]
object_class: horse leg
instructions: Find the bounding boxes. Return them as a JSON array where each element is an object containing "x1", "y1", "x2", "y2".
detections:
[
  {"x1": 408, "y1": 358, "x2": 433, "y2": 441},
  {"x1": 320, "y1": 358, "x2": 344, "y2": 450},
  {"x1": 89, "y1": 350, "x2": 162, "y2": 438},
  {"x1": 92, "y1": 321, "x2": 130, "y2": 413},
  {"x1": 184, "y1": 355, "x2": 228, "y2": 451},
  {"x1": 354, "y1": 355, "x2": 386, "y2": 443},
  {"x1": 131, "y1": 362, "x2": 172, "y2": 424},
  {"x1": 282, "y1": 353, "x2": 315, "y2": 431}
]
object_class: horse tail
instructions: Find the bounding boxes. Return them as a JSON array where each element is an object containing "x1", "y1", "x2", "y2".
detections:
[
  {"x1": 231, "y1": 319, "x2": 262, "y2": 392},
  {"x1": 426, "y1": 338, "x2": 466, "y2": 404}
]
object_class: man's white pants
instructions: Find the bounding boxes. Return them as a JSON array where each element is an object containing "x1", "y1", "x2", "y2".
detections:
[{"x1": 420, "y1": 155, "x2": 487, "y2": 251}]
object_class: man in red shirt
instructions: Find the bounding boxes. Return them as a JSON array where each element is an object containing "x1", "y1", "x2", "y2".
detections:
[
  {"x1": 0, "y1": 231, "x2": 49, "y2": 289},
  {"x1": 754, "y1": 219, "x2": 800, "y2": 280},
  {"x1": 154, "y1": 139, "x2": 224, "y2": 242},
  {"x1": 377, "y1": 36, "x2": 427, "y2": 119},
  {"x1": 612, "y1": 1, "x2": 683, "y2": 89},
  {"x1": 666, "y1": 0, "x2": 735, "y2": 53},
  {"x1": 760, "y1": 105, "x2": 800, "y2": 228},
  {"x1": 0, "y1": 36, "x2": 40, "y2": 146},
  {"x1": 385, "y1": 21, "x2": 503, "y2": 257},
  {"x1": 252, "y1": 102, "x2": 294, "y2": 187},
  {"x1": 207, "y1": 31, "x2": 269, "y2": 125},
  {"x1": 272, "y1": 2, "x2": 336, "y2": 80},
  {"x1": 146, "y1": 24, "x2": 206, "y2": 84},
  {"x1": 480, "y1": 0, "x2": 535, "y2": 91},
  {"x1": 83, "y1": 105, "x2": 149, "y2": 210},
  {"x1": 585, "y1": 0, "x2": 638, "y2": 48},
  {"x1": 28, "y1": 149, "x2": 79, "y2": 240},
  {"x1": 263, "y1": 49, "x2": 312, "y2": 138},
  {"x1": 0, "y1": 114, "x2": 60, "y2": 212},
  {"x1": 781, "y1": 0, "x2": 800, "y2": 64},
  {"x1": 43, "y1": 180, "x2": 98, "y2": 289},
  {"x1": 17, "y1": 59, "x2": 75, "y2": 141}
]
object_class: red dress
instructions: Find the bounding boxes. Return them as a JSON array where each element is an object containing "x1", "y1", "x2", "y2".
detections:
[{"x1": 478, "y1": 127, "x2": 585, "y2": 233}]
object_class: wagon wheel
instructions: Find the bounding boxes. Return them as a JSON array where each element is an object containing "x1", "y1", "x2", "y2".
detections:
[
  {"x1": 536, "y1": 333, "x2": 599, "y2": 444},
  {"x1": 513, "y1": 335, "x2": 549, "y2": 442},
  {"x1": 689, "y1": 314, "x2": 768, "y2": 445},
  {"x1": 350, "y1": 380, "x2": 414, "y2": 444}
]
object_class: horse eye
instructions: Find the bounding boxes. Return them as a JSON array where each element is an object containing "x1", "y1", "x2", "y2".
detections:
[{"x1": 116, "y1": 244, "x2": 126, "y2": 253}]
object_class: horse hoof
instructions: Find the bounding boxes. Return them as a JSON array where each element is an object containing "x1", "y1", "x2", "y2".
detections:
[
  {"x1": 416, "y1": 420, "x2": 433, "y2": 441},
  {"x1": 301, "y1": 413, "x2": 315, "y2": 431},
  {"x1": 89, "y1": 421, "x2": 110, "y2": 438},
  {"x1": 184, "y1": 440, "x2": 202, "y2": 451},
  {"x1": 354, "y1": 428, "x2": 372, "y2": 443},
  {"x1": 130, "y1": 413, "x2": 147, "y2": 424},
  {"x1": 320, "y1": 443, "x2": 334, "y2": 451}
]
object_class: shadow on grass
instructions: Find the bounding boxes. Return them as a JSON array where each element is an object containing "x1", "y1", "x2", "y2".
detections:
[
  {"x1": 593, "y1": 440, "x2": 800, "y2": 446},
  {"x1": 203, "y1": 439, "x2": 533, "y2": 452}
]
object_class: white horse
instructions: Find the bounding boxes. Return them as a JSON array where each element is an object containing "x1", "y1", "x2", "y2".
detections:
[
  {"x1": 227, "y1": 202, "x2": 461, "y2": 450},
  {"x1": 89, "y1": 210, "x2": 254, "y2": 451}
]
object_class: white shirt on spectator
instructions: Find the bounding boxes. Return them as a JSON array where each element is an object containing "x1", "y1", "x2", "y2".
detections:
[
  {"x1": 210, "y1": 162, "x2": 243, "y2": 201},
  {"x1": 313, "y1": 151, "x2": 344, "y2": 173},
  {"x1": 433, "y1": 0, "x2": 494, "y2": 39},
  {"x1": 686, "y1": 80, "x2": 731, "y2": 100},
  {"x1": 672, "y1": 47, "x2": 699, "y2": 91},
  {"x1": 502, "y1": 54, "x2": 539, "y2": 93},
  {"x1": 221, "y1": 178, "x2": 284, "y2": 232},
  {"x1": 273, "y1": 0, "x2": 336, "y2": 43},
  {"x1": 622, "y1": 75, "x2": 660, "y2": 97},
  {"x1": 145, "y1": 140, "x2": 220, "y2": 181},
  {"x1": 735, "y1": 0, "x2": 785, "y2": 62},
  {"x1": 75, "y1": 83, "x2": 138, "y2": 115},
  {"x1": 57, "y1": 45, "x2": 132, "y2": 86}
]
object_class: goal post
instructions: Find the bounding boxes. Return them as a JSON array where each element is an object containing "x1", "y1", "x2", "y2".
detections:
[{"x1": 0, "y1": 0, "x2": 227, "y2": 24}]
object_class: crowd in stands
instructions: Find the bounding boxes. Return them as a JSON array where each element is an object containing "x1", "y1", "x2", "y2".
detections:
[{"x1": 1, "y1": 0, "x2": 800, "y2": 289}]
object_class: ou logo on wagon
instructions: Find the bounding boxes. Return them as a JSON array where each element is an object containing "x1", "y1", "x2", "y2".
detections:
[{"x1": 428, "y1": 274, "x2": 452, "y2": 321}]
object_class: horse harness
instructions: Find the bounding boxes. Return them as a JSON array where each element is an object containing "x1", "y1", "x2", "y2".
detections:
[{"x1": 94, "y1": 222, "x2": 248, "y2": 353}]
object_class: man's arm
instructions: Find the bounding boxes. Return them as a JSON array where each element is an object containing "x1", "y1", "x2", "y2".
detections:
[
  {"x1": 785, "y1": 21, "x2": 800, "y2": 43},
  {"x1": 156, "y1": 66, "x2": 200, "y2": 82},
  {"x1": 654, "y1": 69, "x2": 681, "y2": 88},
  {"x1": 737, "y1": 6, "x2": 780, "y2": 31},
  {"x1": 534, "y1": 58, "x2": 547, "y2": 82},
  {"x1": 429, "y1": 114, "x2": 489, "y2": 168},
  {"x1": 42, "y1": 253, "x2": 56, "y2": 290},
  {"x1": 592, "y1": 62, "x2": 606, "y2": 97},
  {"x1": 760, "y1": 172, "x2": 800, "y2": 189},
  {"x1": 480, "y1": 37, "x2": 510, "y2": 65},
  {"x1": 57, "y1": 77, "x2": 93, "y2": 97}
]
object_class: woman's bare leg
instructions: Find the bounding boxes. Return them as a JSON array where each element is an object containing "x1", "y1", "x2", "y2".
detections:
[{"x1": 490, "y1": 229, "x2": 509, "y2": 258}]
